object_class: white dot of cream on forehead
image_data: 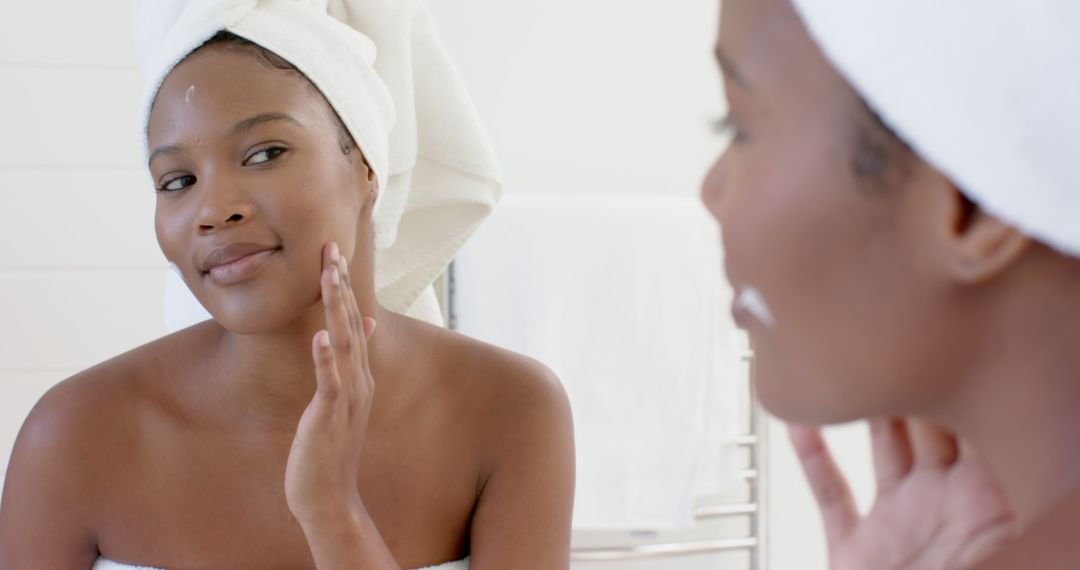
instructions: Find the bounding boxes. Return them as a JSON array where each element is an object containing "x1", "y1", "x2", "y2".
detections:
[{"x1": 185, "y1": 85, "x2": 196, "y2": 104}]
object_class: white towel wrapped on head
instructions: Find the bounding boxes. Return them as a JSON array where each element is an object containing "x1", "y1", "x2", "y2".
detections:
[{"x1": 789, "y1": 0, "x2": 1080, "y2": 258}]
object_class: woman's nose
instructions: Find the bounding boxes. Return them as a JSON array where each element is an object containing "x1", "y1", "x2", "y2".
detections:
[
  {"x1": 194, "y1": 176, "x2": 256, "y2": 233},
  {"x1": 700, "y1": 155, "x2": 728, "y2": 222}
]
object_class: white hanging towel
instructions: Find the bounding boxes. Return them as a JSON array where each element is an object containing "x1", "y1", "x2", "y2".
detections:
[{"x1": 453, "y1": 194, "x2": 745, "y2": 530}]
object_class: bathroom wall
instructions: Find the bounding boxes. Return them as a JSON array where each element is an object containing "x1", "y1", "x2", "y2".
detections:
[{"x1": 0, "y1": 2, "x2": 170, "y2": 496}]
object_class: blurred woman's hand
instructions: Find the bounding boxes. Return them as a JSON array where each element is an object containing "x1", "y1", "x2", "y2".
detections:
[
  {"x1": 286, "y1": 242, "x2": 377, "y2": 526},
  {"x1": 790, "y1": 419, "x2": 1015, "y2": 570}
]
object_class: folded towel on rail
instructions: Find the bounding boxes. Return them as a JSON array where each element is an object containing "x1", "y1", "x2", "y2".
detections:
[{"x1": 453, "y1": 194, "x2": 745, "y2": 530}]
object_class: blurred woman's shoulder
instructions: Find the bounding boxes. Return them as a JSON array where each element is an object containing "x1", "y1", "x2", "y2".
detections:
[{"x1": 972, "y1": 485, "x2": 1080, "y2": 569}]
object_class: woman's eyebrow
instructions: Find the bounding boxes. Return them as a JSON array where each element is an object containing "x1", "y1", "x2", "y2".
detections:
[
  {"x1": 230, "y1": 112, "x2": 304, "y2": 136},
  {"x1": 148, "y1": 143, "x2": 185, "y2": 167},
  {"x1": 148, "y1": 113, "x2": 304, "y2": 166}
]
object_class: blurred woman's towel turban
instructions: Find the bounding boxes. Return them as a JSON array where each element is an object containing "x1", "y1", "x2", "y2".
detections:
[{"x1": 791, "y1": 0, "x2": 1080, "y2": 257}]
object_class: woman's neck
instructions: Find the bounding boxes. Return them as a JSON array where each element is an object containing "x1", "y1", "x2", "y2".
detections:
[
  {"x1": 935, "y1": 292, "x2": 1080, "y2": 529},
  {"x1": 197, "y1": 290, "x2": 410, "y2": 435}
]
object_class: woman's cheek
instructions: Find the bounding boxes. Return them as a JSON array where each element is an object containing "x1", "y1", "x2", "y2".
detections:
[{"x1": 154, "y1": 204, "x2": 190, "y2": 267}]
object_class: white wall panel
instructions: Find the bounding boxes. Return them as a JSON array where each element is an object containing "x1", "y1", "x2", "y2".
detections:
[
  {"x1": 0, "y1": 1, "x2": 135, "y2": 67},
  {"x1": 427, "y1": 0, "x2": 725, "y2": 199},
  {"x1": 0, "y1": 68, "x2": 143, "y2": 169},
  {"x1": 0, "y1": 169, "x2": 163, "y2": 269},
  {"x1": 0, "y1": 270, "x2": 168, "y2": 371}
]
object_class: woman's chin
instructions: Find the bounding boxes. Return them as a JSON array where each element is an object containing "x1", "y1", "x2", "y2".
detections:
[
  {"x1": 205, "y1": 298, "x2": 313, "y2": 336},
  {"x1": 753, "y1": 364, "x2": 868, "y2": 426}
]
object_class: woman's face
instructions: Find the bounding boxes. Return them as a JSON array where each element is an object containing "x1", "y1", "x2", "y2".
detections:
[
  {"x1": 148, "y1": 47, "x2": 371, "y2": 334},
  {"x1": 703, "y1": 0, "x2": 963, "y2": 423}
]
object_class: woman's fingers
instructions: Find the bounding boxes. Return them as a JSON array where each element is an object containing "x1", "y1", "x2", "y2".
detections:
[
  {"x1": 310, "y1": 329, "x2": 343, "y2": 411},
  {"x1": 320, "y1": 242, "x2": 375, "y2": 407},
  {"x1": 337, "y1": 256, "x2": 363, "y2": 337},
  {"x1": 870, "y1": 417, "x2": 914, "y2": 494},
  {"x1": 322, "y1": 243, "x2": 357, "y2": 394},
  {"x1": 362, "y1": 317, "x2": 377, "y2": 340},
  {"x1": 908, "y1": 419, "x2": 960, "y2": 469},
  {"x1": 788, "y1": 424, "x2": 859, "y2": 548},
  {"x1": 331, "y1": 248, "x2": 373, "y2": 383}
]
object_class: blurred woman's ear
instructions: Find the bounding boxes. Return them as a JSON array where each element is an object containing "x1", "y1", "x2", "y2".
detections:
[{"x1": 935, "y1": 184, "x2": 1033, "y2": 285}]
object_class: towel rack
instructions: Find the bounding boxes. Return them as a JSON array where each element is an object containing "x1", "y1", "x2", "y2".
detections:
[
  {"x1": 567, "y1": 348, "x2": 766, "y2": 569},
  {"x1": 442, "y1": 265, "x2": 767, "y2": 569}
]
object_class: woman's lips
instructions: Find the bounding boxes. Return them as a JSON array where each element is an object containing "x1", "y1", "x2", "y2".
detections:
[
  {"x1": 731, "y1": 286, "x2": 776, "y2": 329},
  {"x1": 204, "y1": 248, "x2": 279, "y2": 286},
  {"x1": 731, "y1": 302, "x2": 752, "y2": 329}
]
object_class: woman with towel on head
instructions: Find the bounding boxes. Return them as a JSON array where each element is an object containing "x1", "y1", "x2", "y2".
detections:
[
  {"x1": 702, "y1": 0, "x2": 1080, "y2": 567},
  {"x1": 0, "y1": 1, "x2": 574, "y2": 568}
]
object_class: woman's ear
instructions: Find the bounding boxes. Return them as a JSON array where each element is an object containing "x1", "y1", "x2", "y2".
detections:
[
  {"x1": 938, "y1": 186, "x2": 1033, "y2": 284},
  {"x1": 353, "y1": 156, "x2": 379, "y2": 202},
  {"x1": 367, "y1": 166, "x2": 378, "y2": 200}
]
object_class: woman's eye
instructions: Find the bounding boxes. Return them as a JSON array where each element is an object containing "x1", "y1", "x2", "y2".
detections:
[
  {"x1": 158, "y1": 174, "x2": 196, "y2": 192},
  {"x1": 711, "y1": 113, "x2": 746, "y2": 142},
  {"x1": 245, "y1": 146, "x2": 287, "y2": 165}
]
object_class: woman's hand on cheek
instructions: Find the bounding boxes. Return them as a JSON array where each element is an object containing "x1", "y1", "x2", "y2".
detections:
[
  {"x1": 285, "y1": 241, "x2": 378, "y2": 527},
  {"x1": 791, "y1": 419, "x2": 1015, "y2": 570}
]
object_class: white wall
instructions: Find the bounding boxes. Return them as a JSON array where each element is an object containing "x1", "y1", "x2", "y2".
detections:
[
  {"x1": 0, "y1": 2, "x2": 170, "y2": 493},
  {"x1": 425, "y1": 0, "x2": 726, "y2": 201}
]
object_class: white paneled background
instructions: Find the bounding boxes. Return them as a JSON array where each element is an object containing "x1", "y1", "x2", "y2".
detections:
[
  {"x1": 0, "y1": 2, "x2": 875, "y2": 569},
  {"x1": 0, "y1": 0, "x2": 169, "y2": 504}
]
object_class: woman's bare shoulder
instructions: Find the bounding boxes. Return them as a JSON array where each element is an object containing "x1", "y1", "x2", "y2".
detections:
[
  {"x1": 413, "y1": 320, "x2": 567, "y2": 413},
  {"x1": 12, "y1": 322, "x2": 218, "y2": 467},
  {"x1": 407, "y1": 322, "x2": 575, "y2": 551},
  {"x1": 407, "y1": 319, "x2": 573, "y2": 450},
  {"x1": 0, "y1": 324, "x2": 217, "y2": 563}
]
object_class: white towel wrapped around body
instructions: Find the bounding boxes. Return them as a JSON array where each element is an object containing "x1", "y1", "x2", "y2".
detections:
[
  {"x1": 789, "y1": 0, "x2": 1080, "y2": 257},
  {"x1": 94, "y1": 557, "x2": 469, "y2": 569},
  {"x1": 134, "y1": 0, "x2": 502, "y2": 323}
]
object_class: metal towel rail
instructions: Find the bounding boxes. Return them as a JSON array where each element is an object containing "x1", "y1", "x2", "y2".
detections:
[
  {"x1": 443, "y1": 265, "x2": 766, "y2": 569},
  {"x1": 568, "y1": 348, "x2": 766, "y2": 568}
]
